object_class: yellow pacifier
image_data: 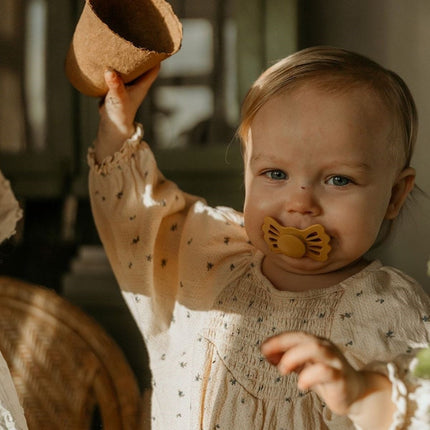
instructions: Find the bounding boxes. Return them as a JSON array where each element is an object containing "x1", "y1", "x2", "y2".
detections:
[{"x1": 262, "y1": 217, "x2": 331, "y2": 262}]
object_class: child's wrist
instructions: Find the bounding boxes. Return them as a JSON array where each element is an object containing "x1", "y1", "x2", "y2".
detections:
[
  {"x1": 347, "y1": 371, "x2": 395, "y2": 430},
  {"x1": 95, "y1": 123, "x2": 136, "y2": 163},
  {"x1": 112, "y1": 123, "x2": 136, "y2": 143}
]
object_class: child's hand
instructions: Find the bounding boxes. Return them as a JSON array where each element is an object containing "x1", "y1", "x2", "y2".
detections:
[
  {"x1": 261, "y1": 332, "x2": 395, "y2": 429},
  {"x1": 95, "y1": 65, "x2": 160, "y2": 163},
  {"x1": 261, "y1": 332, "x2": 368, "y2": 415}
]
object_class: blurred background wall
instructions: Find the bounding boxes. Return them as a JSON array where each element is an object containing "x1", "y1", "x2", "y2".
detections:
[{"x1": 0, "y1": 0, "x2": 429, "y2": 388}]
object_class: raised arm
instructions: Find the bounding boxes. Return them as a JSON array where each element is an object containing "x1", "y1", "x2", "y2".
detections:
[
  {"x1": 88, "y1": 64, "x2": 250, "y2": 329},
  {"x1": 95, "y1": 66, "x2": 160, "y2": 163}
]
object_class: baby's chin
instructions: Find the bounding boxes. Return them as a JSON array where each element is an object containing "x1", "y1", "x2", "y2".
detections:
[
  {"x1": 266, "y1": 251, "x2": 364, "y2": 276},
  {"x1": 262, "y1": 253, "x2": 369, "y2": 291},
  {"x1": 279, "y1": 255, "x2": 336, "y2": 274}
]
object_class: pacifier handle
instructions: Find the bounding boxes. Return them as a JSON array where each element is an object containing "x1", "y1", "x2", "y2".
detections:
[{"x1": 262, "y1": 217, "x2": 331, "y2": 262}]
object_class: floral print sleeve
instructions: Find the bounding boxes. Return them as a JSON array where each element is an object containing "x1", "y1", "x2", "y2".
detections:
[{"x1": 88, "y1": 124, "x2": 251, "y2": 331}]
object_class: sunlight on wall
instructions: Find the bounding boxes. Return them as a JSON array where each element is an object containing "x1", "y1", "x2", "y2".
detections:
[{"x1": 154, "y1": 18, "x2": 238, "y2": 148}]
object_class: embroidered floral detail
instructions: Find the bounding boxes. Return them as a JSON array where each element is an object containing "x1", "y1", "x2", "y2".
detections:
[{"x1": 340, "y1": 312, "x2": 352, "y2": 320}]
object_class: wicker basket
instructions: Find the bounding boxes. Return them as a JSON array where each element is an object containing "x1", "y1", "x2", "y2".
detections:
[{"x1": 0, "y1": 276, "x2": 140, "y2": 429}]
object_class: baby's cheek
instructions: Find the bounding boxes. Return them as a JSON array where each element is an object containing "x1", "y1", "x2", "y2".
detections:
[{"x1": 340, "y1": 221, "x2": 381, "y2": 257}]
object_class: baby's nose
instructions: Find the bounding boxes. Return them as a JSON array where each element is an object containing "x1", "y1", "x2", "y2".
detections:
[{"x1": 284, "y1": 185, "x2": 321, "y2": 216}]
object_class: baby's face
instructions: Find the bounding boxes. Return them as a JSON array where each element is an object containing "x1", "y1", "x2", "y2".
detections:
[{"x1": 243, "y1": 84, "x2": 405, "y2": 276}]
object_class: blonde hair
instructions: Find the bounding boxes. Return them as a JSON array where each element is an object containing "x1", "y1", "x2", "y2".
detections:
[{"x1": 238, "y1": 46, "x2": 418, "y2": 169}]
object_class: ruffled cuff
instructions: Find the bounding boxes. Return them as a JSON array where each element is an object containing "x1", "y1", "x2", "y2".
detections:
[
  {"x1": 387, "y1": 362, "x2": 409, "y2": 429},
  {"x1": 87, "y1": 123, "x2": 145, "y2": 175},
  {"x1": 405, "y1": 358, "x2": 430, "y2": 429},
  {"x1": 384, "y1": 357, "x2": 430, "y2": 430}
]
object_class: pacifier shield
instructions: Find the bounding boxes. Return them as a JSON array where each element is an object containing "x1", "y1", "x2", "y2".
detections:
[
  {"x1": 277, "y1": 234, "x2": 306, "y2": 258},
  {"x1": 262, "y1": 217, "x2": 331, "y2": 262}
]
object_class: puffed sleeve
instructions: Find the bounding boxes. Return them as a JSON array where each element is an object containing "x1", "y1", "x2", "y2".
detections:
[{"x1": 88, "y1": 124, "x2": 252, "y2": 332}]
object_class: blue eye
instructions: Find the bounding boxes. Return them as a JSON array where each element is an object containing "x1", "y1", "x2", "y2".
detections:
[
  {"x1": 327, "y1": 176, "x2": 351, "y2": 186},
  {"x1": 265, "y1": 170, "x2": 287, "y2": 180}
]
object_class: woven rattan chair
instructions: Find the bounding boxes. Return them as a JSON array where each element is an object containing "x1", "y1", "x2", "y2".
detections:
[{"x1": 0, "y1": 276, "x2": 140, "y2": 429}]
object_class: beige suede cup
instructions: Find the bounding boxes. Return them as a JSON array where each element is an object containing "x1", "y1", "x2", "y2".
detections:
[{"x1": 65, "y1": 0, "x2": 182, "y2": 97}]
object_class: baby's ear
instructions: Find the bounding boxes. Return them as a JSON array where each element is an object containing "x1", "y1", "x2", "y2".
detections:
[{"x1": 385, "y1": 167, "x2": 416, "y2": 220}]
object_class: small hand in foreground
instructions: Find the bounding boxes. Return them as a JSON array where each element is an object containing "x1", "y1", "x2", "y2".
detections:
[
  {"x1": 95, "y1": 65, "x2": 160, "y2": 163},
  {"x1": 261, "y1": 331, "x2": 363, "y2": 414},
  {"x1": 261, "y1": 332, "x2": 395, "y2": 429}
]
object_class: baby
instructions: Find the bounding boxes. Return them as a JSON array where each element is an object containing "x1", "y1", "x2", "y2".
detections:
[{"x1": 89, "y1": 46, "x2": 430, "y2": 429}]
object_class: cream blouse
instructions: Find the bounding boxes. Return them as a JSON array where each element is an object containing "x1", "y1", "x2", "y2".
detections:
[{"x1": 89, "y1": 125, "x2": 430, "y2": 430}]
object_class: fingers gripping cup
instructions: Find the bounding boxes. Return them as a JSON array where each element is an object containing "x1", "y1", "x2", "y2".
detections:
[
  {"x1": 262, "y1": 217, "x2": 331, "y2": 262},
  {"x1": 65, "y1": 0, "x2": 182, "y2": 97}
]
